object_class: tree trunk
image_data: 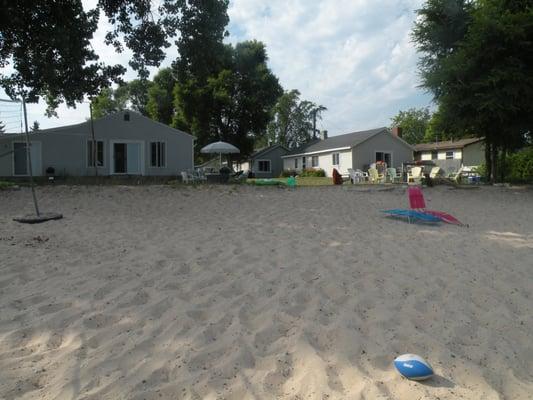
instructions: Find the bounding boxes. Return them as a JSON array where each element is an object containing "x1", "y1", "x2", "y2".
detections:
[
  {"x1": 485, "y1": 142, "x2": 493, "y2": 183},
  {"x1": 491, "y1": 143, "x2": 498, "y2": 183}
]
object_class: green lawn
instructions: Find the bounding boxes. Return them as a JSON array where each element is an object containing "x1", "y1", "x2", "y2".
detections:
[{"x1": 0, "y1": 181, "x2": 17, "y2": 190}]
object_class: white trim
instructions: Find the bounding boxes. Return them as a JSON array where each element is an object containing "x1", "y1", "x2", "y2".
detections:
[
  {"x1": 109, "y1": 139, "x2": 145, "y2": 175},
  {"x1": 281, "y1": 146, "x2": 351, "y2": 158},
  {"x1": 332, "y1": 152, "x2": 340, "y2": 166},
  {"x1": 256, "y1": 159, "x2": 271, "y2": 173},
  {"x1": 375, "y1": 150, "x2": 393, "y2": 167},
  {"x1": 311, "y1": 155, "x2": 319, "y2": 167},
  {"x1": 86, "y1": 139, "x2": 105, "y2": 168},
  {"x1": 12, "y1": 140, "x2": 42, "y2": 177},
  {"x1": 149, "y1": 140, "x2": 167, "y2": 168}
]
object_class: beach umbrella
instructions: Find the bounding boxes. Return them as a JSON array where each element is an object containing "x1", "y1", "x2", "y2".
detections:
[{"x1": 200, "y1": 141, "x2": 240, "y2": 167}]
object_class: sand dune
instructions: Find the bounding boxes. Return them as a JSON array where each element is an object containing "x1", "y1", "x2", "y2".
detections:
[{"x1": 0, "y1": 184, "x2": 532, "y2": 399}]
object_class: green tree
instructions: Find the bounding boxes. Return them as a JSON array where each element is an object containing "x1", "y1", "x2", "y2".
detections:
[
  {"x1": 0, "y1": 1, "x2": 179, "y2": 112},
  {"x1": 90, "y1": 87, "x2": 128, "y2": 119},
  {"x1": 202, "y1": 41, "x2": 283, "y2": 156},
  {"x1": 267, "y1": 90, "x2": 326, "y2": 149},
  {"x1": 390, "y1": 107, "x2": 432, "y2": 144},
  {"x1": 413, "y1": 0, "x2": 533, "y2": 181},
  {"x1": 30, "y1": 121, "x2": 40, "y2": 132},
  {"x1": 171, "y1": 0, "x2": 231, "y2": 146},
  {"x1": 147, "y1": 68, "x2": 177, "y2": 125}
]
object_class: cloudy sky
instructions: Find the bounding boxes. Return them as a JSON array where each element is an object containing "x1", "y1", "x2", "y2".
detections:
[{"x1": 1, "y1": 0, "x2": 433, "y2": 136}]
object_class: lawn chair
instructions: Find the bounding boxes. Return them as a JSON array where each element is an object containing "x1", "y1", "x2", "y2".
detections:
[
  {"x1": 193, "y1": 168, "x2": 207, "y2": 183},
  {"x1": 368, "y1": 167, "x2": 384, "y2": 184},
  {"x1": 408, "y1": 187, "x2": 465, "y2": 226},
  {"x1": 407, "y1": 166, "x2": 424, "y2": 184},
  {"x1": 348, "y1": 168, "x2": 366, "y2": 183},
  {"x1": 429, "y1": 167, "x2": 442, "y2": 179},
  {"x1": 386, "y1": 168, "x2": 401, "y2": 183},
  {"x1": 180, "y1": 171, "x2": 192, "y2": 183}
]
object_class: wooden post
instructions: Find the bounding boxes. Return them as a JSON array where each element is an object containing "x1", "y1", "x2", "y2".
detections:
[{"x1": 22, "y1": 97, "x2": 40, "y2": 216}]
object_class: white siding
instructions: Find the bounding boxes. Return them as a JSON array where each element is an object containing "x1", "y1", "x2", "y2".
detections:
[
  {"x1": 420, "y1": 149, "x2": 462, "y2": 162},
  {"x1": 421, "y1": 152, "x2": 432, "y2": 161},
  {"x1": 282, "y1": 150, "x2": 352, "y2": 177}
]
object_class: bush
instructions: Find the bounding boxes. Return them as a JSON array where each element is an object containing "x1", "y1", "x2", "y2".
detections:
[
  {"x1": 506, "y1": 147, "x2": 533, "y2": 183},
  {"x1": 299, "y1": 168, "x2": 326, "y2": 177}
]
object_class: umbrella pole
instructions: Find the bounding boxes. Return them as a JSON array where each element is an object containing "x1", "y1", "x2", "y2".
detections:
[{"x1": 219, "y1": 153, "x2": 222, "y2": 169}]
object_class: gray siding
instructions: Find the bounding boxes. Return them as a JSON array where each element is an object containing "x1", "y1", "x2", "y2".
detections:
[
  {"x1": 0, "y1": 111, "x2": 194, "y2": 177},
  {"x1": 351, "y1": 131, "x2": 413, "y2": 170},
  {"x1": 463, "y1": 141, "x2": 485, "y2": 166},
  {"x1": 251, "y1": 146, "x2": 288, "y2": 178}
]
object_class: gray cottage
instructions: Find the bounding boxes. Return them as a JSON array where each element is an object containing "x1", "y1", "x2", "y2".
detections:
[
  {"x1": 0, "y1": 111, "x2": 194, "y2": 177},
  {"x1": 281, "y1": 128, "x2": 413, "y2": 177},
  {"x1": 247, "y1": 144, "x2": 289, "y2": 178}
]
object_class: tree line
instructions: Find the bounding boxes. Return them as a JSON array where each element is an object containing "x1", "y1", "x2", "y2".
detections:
[
  {"x1": 0, "y1": 0, "x2": 326, "y2": 160},
  {"x1": 394, "y1": 0, "x2": 533, "y2": 182}
]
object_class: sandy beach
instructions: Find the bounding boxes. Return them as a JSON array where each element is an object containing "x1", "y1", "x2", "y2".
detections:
[{"x1": 0, "y1": 184, "x2": 532, "y2": 399}]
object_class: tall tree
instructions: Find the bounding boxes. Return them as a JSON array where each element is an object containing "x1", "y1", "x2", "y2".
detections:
[
  {"x1": 267, "y1": 90, "x2": 326, "y2": 149},
  {"x1": 413, "y1": 0, "x2": 533, "y2": 181},
  {"x1": 0, "y1": 1, "x2": 179, "y2": 113},
  {"x1": 390, "y1": 107, "x2": 432, "y2": 144},
  {"x1": 171, "y1": 0, "x2": 230, "y2": 147},
  {"x1": 90, "y1": 87, "x2": 128, "y2": 119},
  {"x1": 204, "y1": 41, "x2": 283, "y2": 156},
  {"x1": 147, "y1": 68, "x2": 177, "y2": 125}
]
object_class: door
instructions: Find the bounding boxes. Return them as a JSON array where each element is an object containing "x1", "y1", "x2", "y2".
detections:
[
  {"x1": 112, "y1": 142, "x2": 143, "y2": 175},
  {"x1": 13, "y1": 142, "x2": 42, "y2": 176}
]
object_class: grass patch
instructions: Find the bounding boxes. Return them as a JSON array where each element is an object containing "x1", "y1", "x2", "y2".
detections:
[{"x1": 0, "y1": 180, "x2": 17, "y2": 190}]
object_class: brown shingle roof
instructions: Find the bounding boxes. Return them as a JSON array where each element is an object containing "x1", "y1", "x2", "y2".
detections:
[{"x1": 414, "y1": 137, "x2": 484, "y2": 152}]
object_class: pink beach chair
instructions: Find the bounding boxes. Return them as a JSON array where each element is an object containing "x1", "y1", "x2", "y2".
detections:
[{"x1": 408, "y1": 187, "x2": 465, "y2": 226}]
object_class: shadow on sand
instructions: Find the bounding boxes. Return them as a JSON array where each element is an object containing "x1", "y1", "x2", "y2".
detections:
[{"x1": 420, "y1": 374, "x2": 455, "y2": 389}]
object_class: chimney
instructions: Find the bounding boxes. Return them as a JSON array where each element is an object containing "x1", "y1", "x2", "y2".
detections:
[
  {"x1": 320, "y1": 130, "x2": 328, "y2": 140},
  {"x1": 392, "y1": 126, "x2": 402, "y2": 138}
]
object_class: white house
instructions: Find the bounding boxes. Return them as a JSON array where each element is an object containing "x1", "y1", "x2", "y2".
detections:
[{"x1": 281, "y1": 127, "x2": 413, "y2": 177}]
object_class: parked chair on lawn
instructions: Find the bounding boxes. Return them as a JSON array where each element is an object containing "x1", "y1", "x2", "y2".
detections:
[
  {"x1": 407, "y1": 166, "x2": 424, "y2": 185},
  {"x1": 368, "y1": 167, "x2": 385, "y2": 184},
  {"x1": 386, "y1": 168, "x2": 401, "y2": 183}
]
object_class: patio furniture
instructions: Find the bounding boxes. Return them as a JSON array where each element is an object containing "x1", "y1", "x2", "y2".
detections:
[
  {"x1": 386, "y1": 168, "x2": 401, "y2": 183},
  {"x1": 368, "y1": 168, "x2": 385, "y2": 184},
  {"x1": 407, "y1": 166, "x2": 424, "y2": 184}
]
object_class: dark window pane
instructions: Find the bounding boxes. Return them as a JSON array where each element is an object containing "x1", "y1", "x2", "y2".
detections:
[
  {"x1": 160, "y1": 143, "x2": 165, "y2": 167},
  {"x1": 151, "y1": 143, "x2": 157, "y2": 167}
]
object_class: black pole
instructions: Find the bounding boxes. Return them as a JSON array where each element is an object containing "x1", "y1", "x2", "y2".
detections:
[{"x1": 22, "y1": 97, "x2": 40, "y2": 216}]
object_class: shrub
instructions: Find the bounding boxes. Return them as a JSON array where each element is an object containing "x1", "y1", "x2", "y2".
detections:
[
  {"x1": 506, "y1": 147, "x2": 533, "y2": 183},
  {"x1": 299, "y1": 168, "x2": 326, "y2": 177}
]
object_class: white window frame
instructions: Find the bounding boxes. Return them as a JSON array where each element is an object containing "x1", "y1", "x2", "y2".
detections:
[
  {"x1": 150, "y1": 141, "x2": 167, "y2": 168},
  {"x1": 257, "y1": 159, "x2": 271, "y2": 173},
  {"x1": 109, "y1": 140, "x2": 145, "y2": 175},
  {"x1": 311, "y1": 155, "x2": 319, "y2": 167},
  {"x1": 87, "y1": 139, "x2": 105, "y2": 168},
  {"x1": 375, "y1": 150, "x2": 393, "y2": 166},
  {"x1": 445, "y1": 151, "x2": 454, "y2": 160},
  {"x1": 332, "y1": 152, "x2": 340, "y2": 166},
  {"x1": 12, "y1": 141, "x2": 42, "y2": 176}
]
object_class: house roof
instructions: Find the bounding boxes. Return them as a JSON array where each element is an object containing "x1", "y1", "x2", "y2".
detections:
[
  {"x1": 282, "y1": 127, "x2": 400, "y2": 157},
  {"x1": 250, "y1": 144, "x2": 289, "y2": 159},
  {"x1": 414, "y1": 137, "x2": 484, "y2": 152},
  {"x1": 0, "y1": 110, "x2": 193, "y2": 140}
]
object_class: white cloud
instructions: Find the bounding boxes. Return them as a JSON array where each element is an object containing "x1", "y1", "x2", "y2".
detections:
[{"x1": 1, "y1": 0, "x2": 433, "y2": 135}]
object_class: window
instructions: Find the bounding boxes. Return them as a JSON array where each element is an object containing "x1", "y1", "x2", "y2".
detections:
[
  {"x1": 311, "y1": 156, "x2": 319, "y2": 167},
  {"x1": 88, "y1": 140, "x2": 104, "y2": 167},
  {"x1": 258, "y1": 160, "x2": 271, "y2": 172},
  {"x1": 150, "y1": 142, "x2": 166, "y2": 167},
  {"x1": 446, "y1": 151, "x2": 454, "y2": 160},
  {"x1": 375, "y1": 151, "x2": 392, "y2": 166},
  {"x1": 294, "y1": 158, "x2": 298, "y2": 169},
  {"x1": 302, "y1": 157, "x2": 306, "y2": 169},
  {"x1": 332, "y1": 153, "x2": 340, "y2": 165},
  {"x1": 431, "y1": 151, "x2": 438, "y2": 160}
]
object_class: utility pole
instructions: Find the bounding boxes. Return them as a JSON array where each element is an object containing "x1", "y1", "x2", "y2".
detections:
[
  {"x1": 22, "y1": 97, "x2": 40, "y2": 216},
  {"x1": 89, "y1": 101, "x2": 98, "y2": 176},
  {"x1": 312, "y1": 109, "x2": 317, "y2": 139}
]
